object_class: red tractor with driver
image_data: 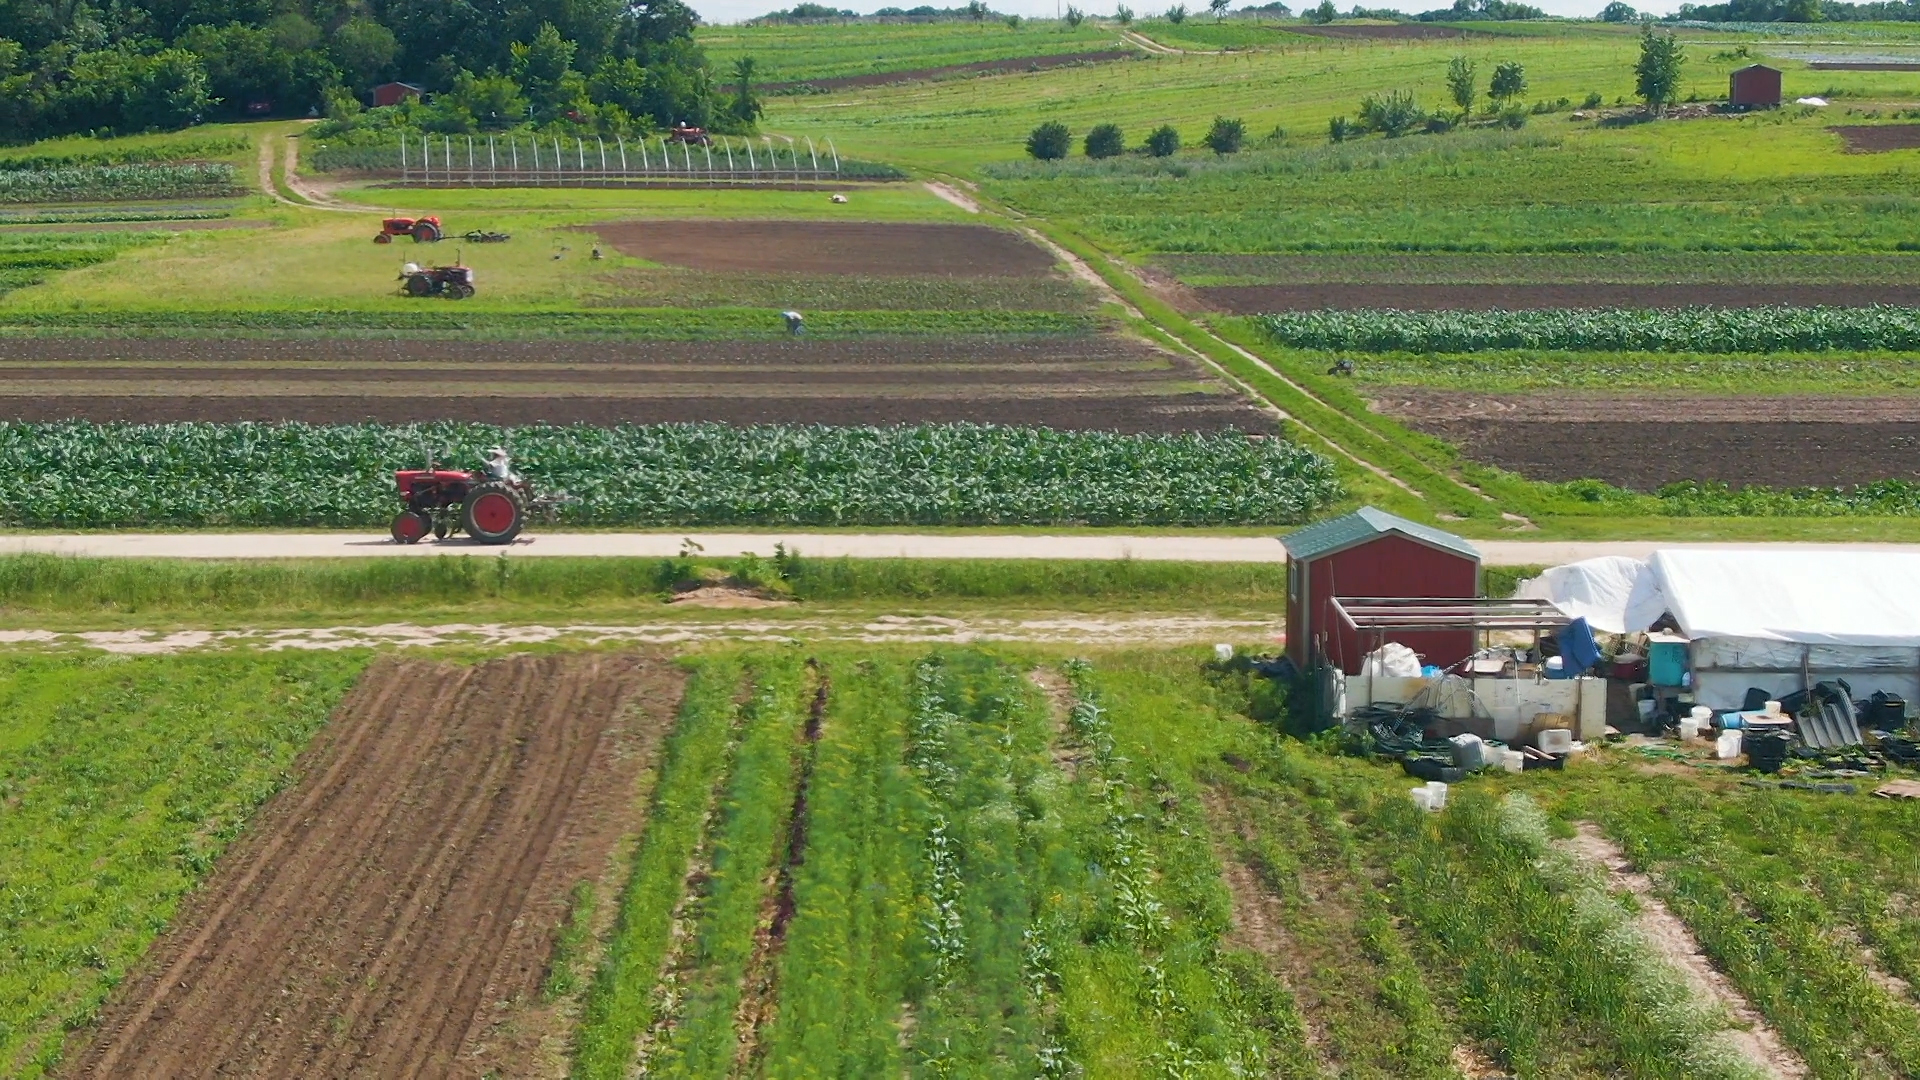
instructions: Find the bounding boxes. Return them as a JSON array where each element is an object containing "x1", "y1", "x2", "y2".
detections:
[
  {"x1": 375, "y1": 216, "x2": 443, "y2": 243},
  {"x1": 389, "y1": 448, "x2": 570, "y2": 545}
]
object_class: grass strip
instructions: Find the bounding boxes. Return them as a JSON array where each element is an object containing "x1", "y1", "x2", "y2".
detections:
[
  {"x1": 0, "y1": 309, "x2": 1096, "y2": 339},
  {"x1": 648, "y1": 654, "x2": 811, "y2": 1078},
  {"x1": 572, "y1": 655, "x2": 745, "y2": 1080},
  {"x1": 0, "y1": 554, "x2": 1290, "y2": 624},
  {"x1": 758, "y1": 652, "x2": 922, "y2": 1077},
  {"x1": 0, "y1": 652, "x2": 368, "y2": 1080}
]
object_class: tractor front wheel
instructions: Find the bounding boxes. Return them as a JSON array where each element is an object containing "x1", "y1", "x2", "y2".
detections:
[
  {"x1": 462, "y1": 482, "x2": 525, "y2": 544},
  {"x1": 374, "y1": 232, "x2": 393, "y2": 244},
  {"x1": 390, "y1": 510, "x2": 431, "y2": 544}
]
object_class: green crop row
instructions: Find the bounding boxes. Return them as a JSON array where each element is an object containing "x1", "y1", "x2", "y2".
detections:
[
  {"x1": 0, "y1": 164, "x2": 240, "y2": 204},
  {"x1": 574, "y1": 656, "x2": 746, "y2": 1080},
  {"x1": 1259, "y1": 306, "x2": 1920, "y2": 353},
  {"x1": 0, "y1": 652, "x2": 368, "y2": 1079},
  {"x1": 0, "y1": 135, "x2": 251, "y2": 172},
  {"x1": 0, "y1": 422, "x2": 1341, "y2": 528}
]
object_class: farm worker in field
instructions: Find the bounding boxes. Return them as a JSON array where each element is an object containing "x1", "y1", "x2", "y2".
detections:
[
  {"x1": 782, "y1": 310, "x2": 805, "y2": 335},
  {"x1": 484, "y1": 447, "x2": 521, "y2": 483}
]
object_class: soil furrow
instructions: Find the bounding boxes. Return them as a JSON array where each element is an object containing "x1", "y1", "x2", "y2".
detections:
[
  {"x1": 731, "y1": 660, "x2": 829, "y2": 1075},
  {"x1": 67, "y1": 652, "x2": 682, "y2": 1080}
]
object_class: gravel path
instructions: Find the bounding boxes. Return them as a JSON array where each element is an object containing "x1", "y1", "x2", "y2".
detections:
[{"x1": 3, "y1": 532, "x2": 1918, "y2": 565}]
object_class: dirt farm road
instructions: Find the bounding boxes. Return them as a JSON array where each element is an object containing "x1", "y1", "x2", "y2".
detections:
[{"x1": 4, "y1": 531, "x2": 1919, "y2": 565}]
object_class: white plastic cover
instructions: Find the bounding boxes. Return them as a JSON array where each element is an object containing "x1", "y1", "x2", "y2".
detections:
[
  {"x1": 1514, "y1": 555, "x2": 1662, "y2": 633},
  {"x1": 1359, "y1": 642, "x2": 1422, "y2": 677},
  {"x1": 1650, "y1": 548, "x2": 1920, "y2": 646}
]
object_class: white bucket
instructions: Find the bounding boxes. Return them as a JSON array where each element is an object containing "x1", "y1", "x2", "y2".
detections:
[
  {"x1": 1424, "y1": 781, "x2": 1448, "y2": 810},
  {"x1": 1691, "y1": 705, "x2": 1713, "y2": 722},
  {"x1": 1764, "y1": 700, "x2": 1783, "y2": 717},
  {"x1": 1716, "y1": 729, "x2": 1743, "y2": 760},
  {"x1": 1679, "y1": 718, "x2": 1703, "y2": 742},
  {"x1": 1500, "y1": 748, "x2": 1525, "y2": 773},
  {"x1": 1410, "y1": 786, "x2": 1434, "y2": 811},
  {"x1": 1213, "y1": 643, "x2": 1234, "y2": 662}
]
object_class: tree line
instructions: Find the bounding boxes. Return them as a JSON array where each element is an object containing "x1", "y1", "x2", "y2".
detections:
[{"x1": 0, "y1": 0, "x2": 744, "y2": 142}]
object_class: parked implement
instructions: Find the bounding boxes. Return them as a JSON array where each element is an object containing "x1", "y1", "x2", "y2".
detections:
[
  {"x1": 464, "y1": 230, "x2": 510, "y2": 243},
  {"x1": 389, "y1": 449, "x2": 570, "y2": 544},
  {"x1": 399, "y1": 261, "x2": 474, "y2": 299},
  {"x1": 374, "y1": 215, "x2": 443, "y2": 243}
]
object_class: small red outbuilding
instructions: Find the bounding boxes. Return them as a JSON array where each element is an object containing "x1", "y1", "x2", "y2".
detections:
[
  {"x1": 1730, "y1": 64, "x2": 1782, "y2": 108},
  {"x1": 1282, "y1": 506, "x2": 1481, "y2": 675},
  {"x1": 372, "y1": 82, "x2": 425, "y2": 108}
]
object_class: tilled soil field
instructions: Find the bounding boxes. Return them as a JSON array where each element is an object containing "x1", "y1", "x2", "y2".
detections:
[
  {"x1": 0, "y1": 334, "x2": 1275, "y2": 432},
  {"x1": 1831, "y1": 124, "x2": 1920, "y2": 152},
  {"x1": 594, "y1": 220, "x2": 1059, "y2": 277},
  {"x1": 1195, "y1": 282, "x2": 1920, "y2": 312},
  {"x1": 69, "y1": 652, "x2": 685, "y2": 1080},
  {"x1": 1378, "y1": 390, "x2": 1920, "y2": 489}
]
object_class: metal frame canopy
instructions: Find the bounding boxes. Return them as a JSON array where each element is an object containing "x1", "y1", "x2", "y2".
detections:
[{"x1": 1332, "y1": 596, "x2": 1572, "y2": 634}]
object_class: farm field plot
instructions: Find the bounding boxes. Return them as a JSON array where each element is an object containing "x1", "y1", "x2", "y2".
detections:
[
  {"x1": 1157, "y1": 253, "x2": 1920, "y2": 287},
  {"x1": 70, "y1": 651, "x2": 685, "y2": 1080},
  {"x1": 0, "y1": 334, "x2": 1270, "y2": 432},
  {"x1": 593, "y1": 220, "x2": 1058, "y2": 278},
  {"x1": 1197, "y1": 282, "x2": 1920, "y2": 313},
  {"x1": 696, "y1": 19, "x2": 1129, "y2": 85},
  {"x1": 1380, "y1": 391, "x2": 1920, "y2": 490}
]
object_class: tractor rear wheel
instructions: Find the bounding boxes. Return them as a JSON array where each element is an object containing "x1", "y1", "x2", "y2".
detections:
[
  {"x1": 390, "y1": 510, "x2": 431, "y2": 544},
  {"x1": 405, "y1": 274, "x2": 433, "y2": 297},
  {"x1": 462, "y1": 482, "x2": 525, "y2": 544},
  {"x1": 413, "y1": 222, "x2": 441, "y2": 242}
]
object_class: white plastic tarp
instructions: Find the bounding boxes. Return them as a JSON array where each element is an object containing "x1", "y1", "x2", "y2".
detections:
[
  {"x1": 1650, "y1": 548, "x2": 1920, "y2": 646},
  {"x1": 1514, "y1": 555, "x2": 1659, "y2": 634}
]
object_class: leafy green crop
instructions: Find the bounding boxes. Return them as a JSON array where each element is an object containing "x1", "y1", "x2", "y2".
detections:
[
  {"x1": 1260, "y1": 305, "x2": 1920, "y2": 353},
  {"x1": 0, "y1": 164, "x2": 240, "y2": 204},
  {"x1": 0, "y1": 422, "x2": 1340, "y2": 528}
]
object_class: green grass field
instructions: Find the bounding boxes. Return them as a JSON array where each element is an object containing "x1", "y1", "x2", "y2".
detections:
[
  {"x1": 0, "y1": 651, "x2": 369, "y2": 1079},
  {"x1": 698, "y1": 18, "x2": 1130, "y2": 84}
]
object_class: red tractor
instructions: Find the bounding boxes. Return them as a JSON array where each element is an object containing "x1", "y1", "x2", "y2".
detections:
[
  {"x1": 389, "y1": 450, "x2": 569, "y2": 545},
  {"x1": 375, "y1": 216, "x2": 443, "y2": 244},
  {"x1": 668, "y1": 124, "x2": 712, "y2": 146}
]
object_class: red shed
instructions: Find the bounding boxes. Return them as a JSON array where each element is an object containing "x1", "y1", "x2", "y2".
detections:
[
  {"x1": 1282, "y1": 506, "x2": 1481, "y2": 674},
  {"x1": 1729, "y1": 64, "x2": 1782, "y2": 108},
  {"x1": 372, "y1": 82, "x2": 425, "y2": 108}
]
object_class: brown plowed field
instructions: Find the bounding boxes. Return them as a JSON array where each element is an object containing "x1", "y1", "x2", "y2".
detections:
[
  {"x1": 762, "y1": 49, "x2": 1135, "y2": 91},
  {"x1": 0, "y1": 335, "x2": 1276, "y2": 432},
  {"x1": 1378, "y1": 390, "x2": 1920, "y2": 489},
  {"x1": 68, "y1": 652, "x2": 686, "y2": 1080},
  {"x1": 1196, "y1": 282, "x2": 1920, "y2": 312},
  {"x1": 1831, "y1": 124, "x2": 1920, "y2": 152},
  {"x1": 593, "y1": 220, "x2": 1058, "y2": 277}
]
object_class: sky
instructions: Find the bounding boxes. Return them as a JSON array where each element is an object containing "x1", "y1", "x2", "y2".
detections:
[{"x1": 689, "y1": 0, "x2": 1681, "y2": 25}]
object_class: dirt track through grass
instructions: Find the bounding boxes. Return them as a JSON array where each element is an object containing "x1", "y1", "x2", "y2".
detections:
[{"x1": 68, "y1": 651, "x2": 684, "y2": 1079}]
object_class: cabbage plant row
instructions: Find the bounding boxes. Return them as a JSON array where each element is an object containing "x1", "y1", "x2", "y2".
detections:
[
  {"x1": 0, "y1": 422, "x2": 1341, "y2": 527},
  {"x1": 0, "y1": 163, "x2": 240, "y2": 203},
  {"x1": 1259, "y1": 305, "x2": 1920, "y2": 353}
]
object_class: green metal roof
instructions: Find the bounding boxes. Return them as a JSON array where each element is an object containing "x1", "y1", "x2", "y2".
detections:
[{"x1": 1280, "y1": 506, "x2": 1480, "y2": 563}]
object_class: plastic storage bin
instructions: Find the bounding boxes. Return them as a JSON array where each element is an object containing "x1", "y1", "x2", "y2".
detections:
[{"x1": 1647, "y1": 637, "x2": 1688, "y2": 686}]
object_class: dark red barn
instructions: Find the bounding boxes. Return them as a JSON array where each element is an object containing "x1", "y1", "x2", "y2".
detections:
[
  {"x1": 1282, "y1": 506, "x2": 1482, "y2": 674},
  {"x1": 1730, "y1": 64, "x2": 1782, "y2": 108},
  {"x1": 372, "y1": 82, "x2": 425, "y2": 108}
]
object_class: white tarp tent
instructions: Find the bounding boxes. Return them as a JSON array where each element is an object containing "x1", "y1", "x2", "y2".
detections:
[{"x1": 1518, "y1": 549, "x2": 1920, "y2": 709}]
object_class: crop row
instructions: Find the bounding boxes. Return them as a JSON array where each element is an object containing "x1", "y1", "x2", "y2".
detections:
[
  {"x1": 0, "y1": 135, "x2": 250, "y2": 172},
  {"x1": 0, "y1": 422, "x2": 1341, "y2": 527},
  {"x1": 1258, "y1": 306, "x2": 1920, "y2": 353},
  {"x1": 0, "y1": 164, "x2": 240, "y2": 204},
  {"x1": 0, "y1": 309, "x2": 1095, "y2": 339}
]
